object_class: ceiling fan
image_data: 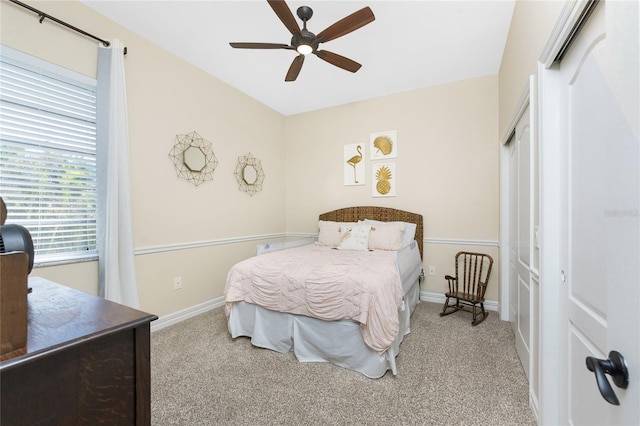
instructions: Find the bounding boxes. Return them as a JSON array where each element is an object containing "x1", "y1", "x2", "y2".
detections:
[{"x1": 229, "y1": 0, "x2": 375, "y2": 82}]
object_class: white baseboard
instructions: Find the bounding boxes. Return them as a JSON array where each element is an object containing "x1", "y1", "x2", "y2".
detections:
[
  {"x1": 420, "y1": 290, "x2": 499, "y2": 312},
  {"x1": 529, "y1": 392, "x2": 540, "y2": 424},
  {"x1": 151, "y1": 296, "x2": 224, "y2": 332}
]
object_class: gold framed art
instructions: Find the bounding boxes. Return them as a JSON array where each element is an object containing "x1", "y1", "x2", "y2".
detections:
[
  {"x1": 344, "y1": 143, "x2": 365, "y2": 186},
  {"x1": 369, "y1": 130, "x2": 397, "y2": 160},
  {"x1": 372, "y1": 162, "x2": 396, "y2": 197}
]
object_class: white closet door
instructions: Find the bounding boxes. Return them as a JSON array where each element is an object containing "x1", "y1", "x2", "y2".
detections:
[{"x1": 543, "y1": 1, "x2": 639, "y2": 423}]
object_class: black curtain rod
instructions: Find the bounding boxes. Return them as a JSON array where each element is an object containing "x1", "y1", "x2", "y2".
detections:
[{"x1": 9, "y1": 0, "x2": 127, "y2": 54}]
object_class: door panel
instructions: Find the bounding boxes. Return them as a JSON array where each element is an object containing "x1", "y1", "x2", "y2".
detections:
[
  {"x1": 518, "y1": 122, "x2": 531, "y2": 269},
  {"x1": 517, "y1": 275, "x2": 530, "y2": 350},
  {"x1": 516, "y1": 116, "x2": 531, "y2": 379},
  {"x1": 570, "y1": 329, "x2": 607, "y2": 425},
  {"x1": 569, "y1": 38, "x2": 610, "y2": 326},
  {"x1": 557, "y1": 1, "x2": 639, "y2": 423},
  {"x1": 509, "y1": 142, "x2": 518, "y2": 325},
  {"x1": 509, "y1": 105, "x2": 532, "y2": 380}
]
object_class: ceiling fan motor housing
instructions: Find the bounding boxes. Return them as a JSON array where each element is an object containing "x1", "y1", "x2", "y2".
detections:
[{"x1": 292, "y1": 30, "x2": 318, "y2": 52}]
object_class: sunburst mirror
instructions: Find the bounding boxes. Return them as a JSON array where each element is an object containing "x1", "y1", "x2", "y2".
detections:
[
  {"x1": 234, "y1": 153, "x2": 265, "y2": 196},
  {"x1": 169, "y1": 131, "x2": 218, "y2": 187}
]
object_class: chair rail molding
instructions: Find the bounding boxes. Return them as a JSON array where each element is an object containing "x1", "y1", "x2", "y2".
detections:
[
  {"x1": 134, "y1": 233, "x2": 286, "y2": 256},
  {"x1": 135, "y1": 234, "x2": 499, "y2": 256}
]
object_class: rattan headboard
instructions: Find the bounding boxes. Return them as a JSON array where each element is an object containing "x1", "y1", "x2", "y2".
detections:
[{"x1": 319, "y1": 206, "x2": 423, "y2": 259}]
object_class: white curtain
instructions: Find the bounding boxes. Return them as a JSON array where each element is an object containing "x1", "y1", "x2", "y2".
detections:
[{"x1": 97, "y1": 40, "x2": 140, "y2": 308}]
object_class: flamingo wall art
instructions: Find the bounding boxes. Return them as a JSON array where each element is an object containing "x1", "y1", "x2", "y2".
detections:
[{"x1": 344, "y1": 143, "x2": 365, "y2": 186}]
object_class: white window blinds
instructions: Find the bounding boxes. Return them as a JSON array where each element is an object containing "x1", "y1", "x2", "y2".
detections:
[{"x1": 0, "y1": 47, "x2": 98, "y2": 263}]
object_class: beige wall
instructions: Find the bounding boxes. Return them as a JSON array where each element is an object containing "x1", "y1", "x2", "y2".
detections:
[
  {"x1": 284, "y1": 75, "x2": 501, "y2": 300},
  {"x1": 1, "y1": 0, "x2": 287, "y2": 317},
  {"x1": 498, "y1": 0, "x2": 565, "y2": 138},
  {"x1": 3, "y1": 0, "x2": 564, "y2": 317}
]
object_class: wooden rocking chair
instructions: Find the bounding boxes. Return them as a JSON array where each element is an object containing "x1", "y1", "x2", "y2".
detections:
[{"x1": 440, "y1": 251, "x2": 493, "y2": 326}]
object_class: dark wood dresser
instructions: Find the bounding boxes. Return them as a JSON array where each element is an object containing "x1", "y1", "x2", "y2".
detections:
[{"x1": 0, "y1": 277, "x2": 157, "y2": 425}]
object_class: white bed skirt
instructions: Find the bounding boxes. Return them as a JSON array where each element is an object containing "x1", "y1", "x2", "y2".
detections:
[{"x1": 228, "y1": 278, "x2": 420, "y2": 378}]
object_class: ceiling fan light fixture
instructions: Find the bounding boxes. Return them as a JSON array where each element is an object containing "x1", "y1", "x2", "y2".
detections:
[{"x1": 296, "y1": 44, "x2": 313, "y2": 55}]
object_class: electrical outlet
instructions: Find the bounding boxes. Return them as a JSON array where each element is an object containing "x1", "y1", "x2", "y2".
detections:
[
  {"x1": 428, "y1": 266, "x2": 436, "y2": 276},
  {"x1": 173, "y1": 276, "x2": 182, "y2": 290}
]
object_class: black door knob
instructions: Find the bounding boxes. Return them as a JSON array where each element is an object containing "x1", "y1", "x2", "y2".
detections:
[{"x1": 585, "y1": 350, "x2": 629, "y2": 405}]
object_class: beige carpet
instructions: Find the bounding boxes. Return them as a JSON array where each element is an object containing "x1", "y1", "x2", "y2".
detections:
[{"x1": 151, "y1": 301, "x2": 536, "y2": 425}]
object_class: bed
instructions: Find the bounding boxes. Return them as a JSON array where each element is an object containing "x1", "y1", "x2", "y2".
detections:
[{"x1": 224, "y1": 206, "x2": 424, "y2": 378}]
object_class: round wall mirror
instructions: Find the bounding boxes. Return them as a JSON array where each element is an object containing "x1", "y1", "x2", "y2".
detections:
[
  {"x1": 243, "y1": 165, "x2": 258, "y2": 185},
  {"x1": 183, "y1": 146, "x2": 206, "y2": 172}
]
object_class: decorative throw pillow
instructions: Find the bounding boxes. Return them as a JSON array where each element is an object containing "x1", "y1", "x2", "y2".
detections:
[
  {"x1": 367, "y1": 222, "x2": 406, "y2": 251},
  {"x1": 337, "y1": 225, "x2": 371, "y2": 251},
  {"x1": 317, "y1": 220, "x2": 356, "y2": 247},
  {"x1": 362, "y1": 219, "x2": 417, "y2": 248}
]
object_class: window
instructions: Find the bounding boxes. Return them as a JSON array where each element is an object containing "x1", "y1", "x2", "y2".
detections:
[{"x1": 0, "y1": 47, "x2": 98, "y2": 264}]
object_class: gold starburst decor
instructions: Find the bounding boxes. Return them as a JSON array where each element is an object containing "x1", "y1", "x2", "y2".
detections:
[
  {"x1": 169, "y1": 131, "x2": 218, "y2": 187},
  {"x1": 234, "y1": 152, "x2": 265, "y2": 196}
]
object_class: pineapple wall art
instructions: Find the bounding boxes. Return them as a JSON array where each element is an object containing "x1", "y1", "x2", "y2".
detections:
[
  {"x1": 369, "y1": 130, "x2": 397, "y2": 160},
  {"x1": 373, "y1": 163, "x2": 396, "y2": 197},
  {"x1": 344, "y1": 143, "x2": 365, "y2": 186}
]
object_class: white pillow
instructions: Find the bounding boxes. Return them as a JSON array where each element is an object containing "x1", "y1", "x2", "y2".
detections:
[
  {"x1": 361, "y1": 219, "x2": 417, "y2": 248},
  {"x1": 317, "y1": 220, "x2": 356, "y2": 247},
  {"x1": 367, "y1": 222, "x2": 405, "y2": 251},
  {"x1": 337, "y1": 225, "x2": 371, "y2": 251}
]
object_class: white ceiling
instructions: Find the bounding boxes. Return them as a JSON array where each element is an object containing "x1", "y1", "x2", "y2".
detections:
[{"x1": 81, "y1": 0, "x2": 515, "y2": 116}]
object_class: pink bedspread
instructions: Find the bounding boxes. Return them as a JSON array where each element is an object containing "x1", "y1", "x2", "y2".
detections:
[{"x1": 224, "y1": 244, "x2": 403, "y2": 354}]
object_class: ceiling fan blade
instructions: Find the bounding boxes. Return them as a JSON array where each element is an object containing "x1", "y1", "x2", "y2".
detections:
[
  {"x1": 267, "y1": 0, "x2": 301, "y2": 37},
  {"x1": 230, "y1": 42, "x2": 291, "y2": 50},
  {"x1": 285, "y1": 55, "x2": 305, "y2": 82},
  {"x1": 314, "y1": 50, "x2": 362, "y2": 73},
  {"x1": 229, "y1": 42, "x2": 291, "y2": 50},
  {"x1": 316, "y1": 7, "x2": 375, "y2": 43}
]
